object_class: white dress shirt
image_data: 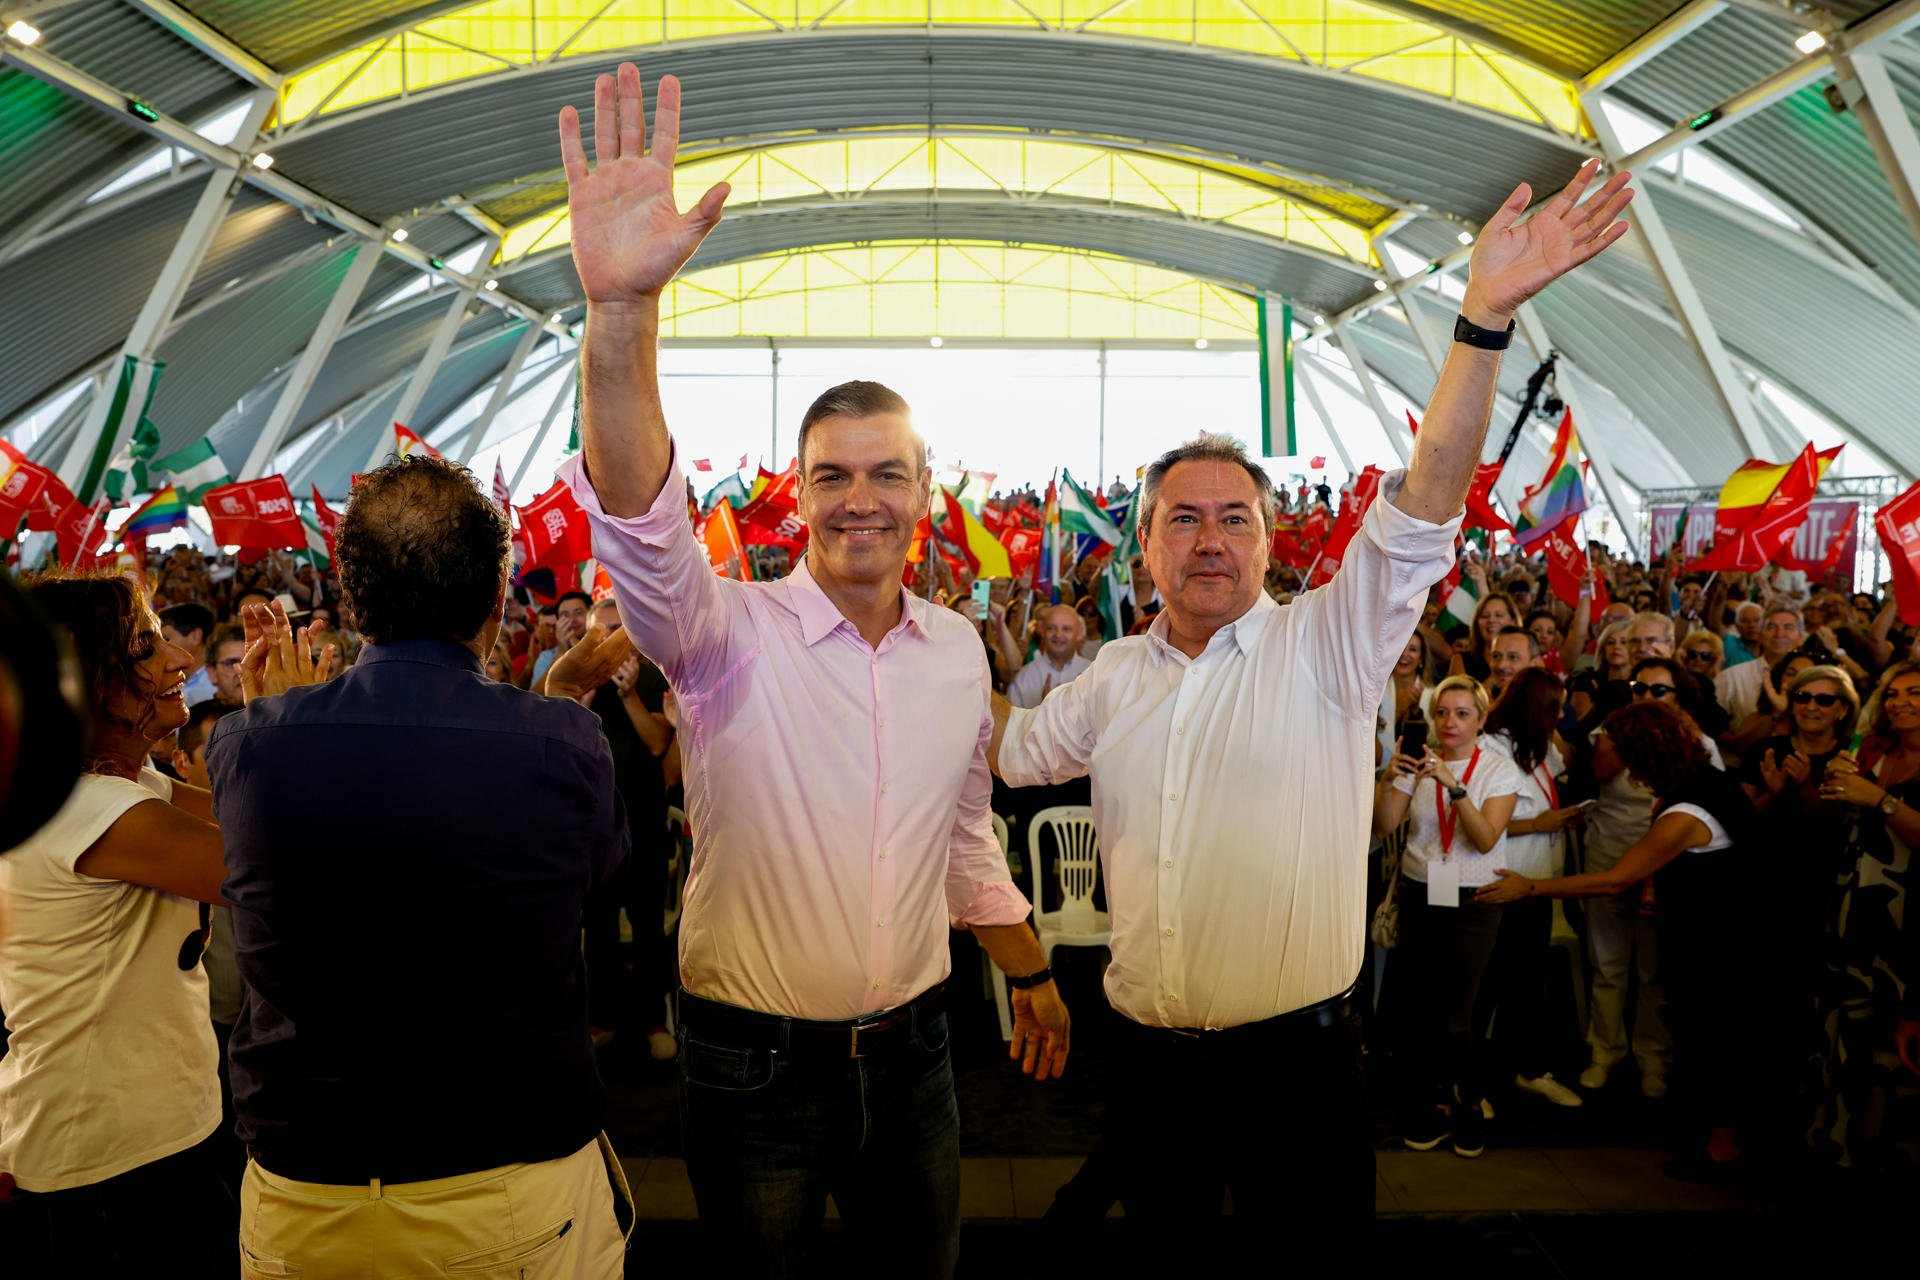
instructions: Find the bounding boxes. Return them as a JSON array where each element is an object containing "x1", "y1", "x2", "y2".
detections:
[
  {"x1": 1007, "y1": 652, "x2": 1092, "y2": 709},
  {"x1": 998, "y1": 472, "x2": 1460, "y2": 1029},
  {"x1": 1481, "y1": 733, "x2": 1565, "y2": 880},
  {"x1": 1715, "y1": 658, "x2": 1766, "y2": 723}
]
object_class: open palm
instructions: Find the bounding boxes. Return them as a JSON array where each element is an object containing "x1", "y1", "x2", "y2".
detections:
[
  {"x1": 558, "y1": 65, "x2": 730, "y2": 303},
  {"x1": 1467, "y1": 158, "x2": 1634, "y2": 318}
]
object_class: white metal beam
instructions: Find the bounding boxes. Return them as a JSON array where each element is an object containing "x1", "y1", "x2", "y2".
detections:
[
  {"x1": 455, "y1": 323, "x2": 543, "y2": 464},
  {"x1": 52, "y1": 89, "x2": 275, "y2": 498},
  {"x1": 1292, "y1": 354, "x2": 1357, "y2": 474},
  {"x1": 391, "y1": 237, "x2": 499, "y2": 433},
  {"x1": 432, "y1": 349, "x2": 573, "y2": 460},
  {"x1": 510, "y1": 352, "x2": 581, "y2": 496},
  {"x1": 1581, "y1": 89, "x2": 1771, "y2": 461},
  {"x1": 1829, "y1": 47, "x2": 1920, "y2": 255},
  {"x1": 1579, "y1": 2, "x2": 1727, "y2": 95},
  {"x1": 122, "y1": 0, "x2": 283, "y2": 89},
  {"x1": 1513, "y1": 305, "x2": 1644, "y2": 549},
  {"x1": 240, "y1": 240, "x2": 385, "y2": 479},
  {"x1": 1331, "y1": 323, "x2": 1412, "y2": 467}
]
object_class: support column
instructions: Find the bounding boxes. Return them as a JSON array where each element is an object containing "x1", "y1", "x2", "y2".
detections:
[
  {"x1": 1515, "y1": 305, "x2": 1643, "y2": 549},
  {"x1": 1096, "y1": 341, "x2": 1107, "y2": 484},
  {"x1": 1829, "y1": 48, "x2": 1920, "y2": 254},
  {"x1": 769, "y1": 339, "x2": 780, "y2": 466},
  {"x1": 455, "y1": 323, "x2": 543, "y2": 465},
  {"x1": 511, "y1": 351, "x2": 581, "y2": 494},
  {"x1": 1581, "y1": 91, "x2": 1769, "y2": 460},
  {"x1": 240, "y1": 240, "x2": 386, "y2": 479},
  {"x1": 57, "y1": 88, "x2": 275, "y2": 497},
  {"x1": 390, "y1": 236, "x2": 499, "y2": 435},
  {"x1": 1332, "y1": 322, "x2": 1411, "y2": 466},
  {"x1": 1294, "y1": 353, "x2": 1357, "y2": 474}
]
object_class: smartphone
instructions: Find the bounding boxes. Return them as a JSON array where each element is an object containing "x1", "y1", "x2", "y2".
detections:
[
  {"x1": 970, "y1": 578, "x2": 992, "y2": 620},
  {"x1": 1399, "y1": 720, "x2": 1429, "y2": 759}
]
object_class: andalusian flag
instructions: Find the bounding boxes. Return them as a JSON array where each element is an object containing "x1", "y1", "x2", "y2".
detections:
[
  {"x1": 1058, "y1": 471, "x2": 1123, "y2": 545},
  {"x1": 151, "y1": 437, "x2": 232, "y2": 503},
  {"x1": 121, "y1": 484, "x2": 189, "y2": 541},
  {"x1": 297, "y1": 515, "x2": 331, "y2": 571},
  {"x1": 1512, "y1": 410, "x2": 1587, "y2": 548},
  {"x1": 701, "y1": 473, "x2": 751, "y2": 513},
  {"x1": 77, "y1": 355, "x2": 164, "y2": 502},
  {"x1": 1435, "y1": 556, "x2": 1480, "y2": 638}
]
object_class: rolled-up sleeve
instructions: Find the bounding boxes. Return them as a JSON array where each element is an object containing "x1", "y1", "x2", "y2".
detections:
[
  {"x1": 558, "y1": 445, "x2": 751, "y2": 698},
  {"x1": 1303, "y1": 470, "x2": 1460, "y2": 721},
  {"x1": 997, "y1": 654, "x2": 1102, "y2": 788},
  {"x1": 946, "y1": 664, "x2": 1031, "y2": 927}
]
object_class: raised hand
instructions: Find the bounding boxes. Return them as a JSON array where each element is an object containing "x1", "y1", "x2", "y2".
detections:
[
  {"x1": 558, "y1": 64, "x2": 730, "y2": 304},
  {"x1": 239, "y1": 600, "x2": 323, "y2": 702},
  {"x1": 544, "y1": 620, "x2": 635, "y2": 703},
  {"x1": 1758, "y1": 748, "x2": 1786, "y2": 794},
  {"x1": 1464, "y1": 158, "x2": 1634, "y2": 322}
]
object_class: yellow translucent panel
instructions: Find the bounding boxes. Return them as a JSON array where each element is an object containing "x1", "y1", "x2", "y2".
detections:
[
  {"x1": 1320, "y1": 0, "x2": 1438, "y2": 67},
  {"x1": 416, "y1": 0, "x2": 535, "y2": 62},
  {"x1": 541, "y1": 0, "x2": 668, "y2": 58},
  {"x1": 847, "y1": 139, "x2": 933, "y2": 193},
  {"x1": 665, "y1": 0, "x2": 782, "y2": 40},
  {"x1": 1457, "y1": 52, "x2": 1582, "y2": 134},
  {"x1": 928, "y1": 0, "x2": 1050, "y2": 26},
  {"x1": 497, "y1": 209, "x2": 572, "y2": 263},
  {"x1": 810, "y1": 0, "x2": 930, "y2": 26},
  {"x1": 1189, "y1": 0, "x2": 1313, "y2": 60},
  {"x1": 282, "y1": 44, "x2": 380, "y2": 123},
  {"x1": 935, "y1": 138, "x2": 1018, "y2": 192},
  {"x1": 1086, "y1": 0, "x2": 1196, "y2": 43},
  {"x1": 1348, "y1": 38, "x2": 1454, "y2": 100},
  {"x1": 403, "y1": 36, "x2": 511, "y2": 94},
  {"x1": 317, "y1": 47, "x2": 407, "y2": 117}
]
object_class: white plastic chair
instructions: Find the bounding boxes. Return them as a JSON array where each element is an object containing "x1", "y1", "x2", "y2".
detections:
[{"x1": 1026, "y1": 805, "x2": 1109, "y2": 966}]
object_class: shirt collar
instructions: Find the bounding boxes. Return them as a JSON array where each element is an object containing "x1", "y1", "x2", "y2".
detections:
[
  {"x1": 789, "y1": 555, "x2": 931, "y2": 648},
  {"x1": 1147, "y1": 591, "x2": 1279, "y2": 661},
  {"x1": 356, "y1": 638, "x2": 484, "y2": 673}
]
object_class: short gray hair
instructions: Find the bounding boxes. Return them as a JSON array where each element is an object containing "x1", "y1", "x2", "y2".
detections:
[{"x1": 1138, "y1": 434, "x2": 1278, "y2": 542}]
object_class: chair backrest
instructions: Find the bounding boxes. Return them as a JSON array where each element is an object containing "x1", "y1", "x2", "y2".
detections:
[
  {"x1": 1028, "y1": 805, "x2": 1103, "y2": 934},
  {"x1": 992, "y1": 813, "x2": 1009, "y2": 856}
]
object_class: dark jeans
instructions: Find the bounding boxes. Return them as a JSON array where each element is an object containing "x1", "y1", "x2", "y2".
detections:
[
  {"x1": 584, "y1": 839, "x2": 673, "y2": 1033},
  {"x1": 1387, "y1": 892, "x2": 1504, "y2": 1115},
  {"x1": 1101, "y1": 996, "x2": 1373, "y2": 1232},
  {"x1": 0, "y1": 1130, "x2": 236, "y2": 1273},
  {"x1": 1480, "y1": 895, "x2": 1555, "y2": 1079},
  {"x1": 677, "y1": 992, "x2": 961, "y2": 1279}
]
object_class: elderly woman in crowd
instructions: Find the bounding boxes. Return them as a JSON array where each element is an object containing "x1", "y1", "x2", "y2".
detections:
[
  {"x1": 1479, "y1": 701, "x2": 1768, "y2": 1178},
  {"x1": 1374, "y1": 676, "x2": 1522, "y2": 1158},
  {"x1": 1811, "y1": 662, "x2": 1920, "y2": 1170},
  {"x1": 1679, "y1": 630, "x2": 1724, "y2": 684},
  {"x1": 0, "y1": 573, "x2": 314, "y2": 1269}
]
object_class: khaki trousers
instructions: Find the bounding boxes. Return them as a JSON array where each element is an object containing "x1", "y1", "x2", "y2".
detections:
[{"x1": 239, "y1": 1133, "x2": 633, "y2": 1279}]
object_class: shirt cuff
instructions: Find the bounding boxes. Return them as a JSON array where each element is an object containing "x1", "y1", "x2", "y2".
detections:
[
  {"x1": 952, "y1": 878, "x2": 1033, "y2": 929},
  {"x1": 997, "y1": 705, "x2": 1045, "y2": 788},
  {"x1": 556, "y1": 442, "x2": 691, "y2": 549},
  {"x1": 1362, "y1": 469, "x2": 1464, "y2": 561}
]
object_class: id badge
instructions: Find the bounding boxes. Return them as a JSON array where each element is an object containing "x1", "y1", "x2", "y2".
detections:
[{"x1": 1426, "y1": 858, "x2": 1461, "y2": 908}]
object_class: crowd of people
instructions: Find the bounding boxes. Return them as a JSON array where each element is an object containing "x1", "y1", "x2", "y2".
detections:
[{"x1": 2, "y1": 61, "x2": 1915, "y2": 1279}]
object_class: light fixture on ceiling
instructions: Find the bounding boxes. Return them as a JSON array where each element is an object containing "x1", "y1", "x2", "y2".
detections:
[
  {"x1": 484, "y1": 279, "x2": 498, "y2": 291},
  {"x1": 1312, "y1": 313, "x2": 1326, "y2": 325},
  {"x1": 929, "y1": 335, "x2": 944, "y2": 348},
  {"x1": 1457, "y1": 230, "x2": 1473, "y2": 245},
  {"x1": 6, "y1": 19, "x2": 42, "y2": 45},
  {"x1": 250, "y1": 152, "x2": 274, "y2": 171},
  {"x1": 1373, "y1": 279, "x2": 1388, "y2": 292},
  {"x1": 550, "y1": 312, "x2": 563, "y2": 324},
  {"x1": 1794, "y1": 30, "x2": 1827, "y2": 55},
  {"x1": 1193, "y1": 338, "x2": 1209, "y2": 350},
  {"x1": 390, "y1": 227, "x2": 409, "y2": 243}
]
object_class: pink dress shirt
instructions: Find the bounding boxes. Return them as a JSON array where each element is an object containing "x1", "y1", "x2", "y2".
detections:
[{"x1": 559, "y1": 447, "x2": 1030, "y2": 1021}]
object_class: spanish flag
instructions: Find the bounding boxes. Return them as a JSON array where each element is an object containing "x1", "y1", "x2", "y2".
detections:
[{"x1": 1691, "y1": 443, "x2": 1841, "y2": 572}]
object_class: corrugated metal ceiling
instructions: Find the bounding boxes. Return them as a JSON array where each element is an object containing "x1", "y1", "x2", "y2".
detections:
[
  {"x1": 176, "y1": 2, "x2": 466, "y2": 72},
  {"x1": 1372, "y1": 2, "x2": 1689, "y2": 79}
]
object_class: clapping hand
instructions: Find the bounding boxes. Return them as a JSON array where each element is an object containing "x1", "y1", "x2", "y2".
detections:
[
  {"x1": 544, "y1": 621, "x2": 635, "y2": 702},
  {"x1": 239, "y1": 600, "x2": 325, "y2": 702},
  {"x1": 1010, "y1": 983, "x2": 1071, "y2": 1081},
  {"x1": 1758, "y1": 748, "x2": 1788, "y2": 794},
  {"x1": 611, "y1": 653, "x2": 642, "y2": 697}
]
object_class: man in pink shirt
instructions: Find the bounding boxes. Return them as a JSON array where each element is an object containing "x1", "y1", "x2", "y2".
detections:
[{"x1": 550, "y1": 65, "x2": 1068, "y2": 1275}]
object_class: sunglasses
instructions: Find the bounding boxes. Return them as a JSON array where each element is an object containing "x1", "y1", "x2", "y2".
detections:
[
  {"x1": 1682, "y1": 650, "x2": 1716, "y2": 663},
  {"x1": 177, "y1": 901, "x2": 211, "y2": 972},
  {"x1": 1629, "y1": 681, "x2": 1675, "y2": 699},
  {"x1": 1790, "y1": 691, "x2": 1843, "y2": 708}
]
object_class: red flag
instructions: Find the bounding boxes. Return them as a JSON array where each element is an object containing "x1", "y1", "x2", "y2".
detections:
[
  {"x1": 1876, "y1": 479, "x2": 1920, "y2": 627},
  {"x1": 393, "y1": 423, "x2": 441, "y2": 460},
  {"x1": 1305, "y1": 466, "x2": 1383, "y2": 587},
  {"x1": 736, "y1": 453, "x2": 749, "y2": 470},
  {"x1": 0, "y1": 441, "x2": 57, "y2": 539},
  {"x1": 1405, "y1": 410, "x2": 1419, "y2": 438},
  {"x1": 1465, "y1": 461, "x2": 1512, "y2": 535},
  {"x1": 1000, "y1": 525, "x2": 1041, "y2": 577},
  {"x1": 1309, "y1": 455, "x2": 1326, "y2": 470},
  {"x1": 693, "y1": 458, "x2": 714, "y2": 472},
  {"x1": 1690, "y1": 442, "x2": 1822, "y2": 572},
  {"x1": 514, "y1": 480, "x2": 594, "y2": 567},
  {"x1": 54, "y1": 498, "x2": 112, "y2": 567},
  {"x1": 1544, "y1": 518, "x2": 1601, "y2": 622},
  {"x1": 1302, "y1": 505, "x2": 1330, "y2": 544},
  {"x1": 697, "y1": 500, "x2": 753, "y2": 581},
  {"x1": 310, "y1": 484, "x2": 341, "y2": 559},
  {"x1": 737, "y1": 461, "x2": 807, "y2": 551},
  {"x1": 204, "y1": 476, "x2": 307, "y2": 550},
  {"x1": 491, "y1": 461, "x2": 511, "y2": 512}
]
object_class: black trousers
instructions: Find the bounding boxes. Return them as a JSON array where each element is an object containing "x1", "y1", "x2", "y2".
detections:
[
  {"x1": 1100, "y1": 997, "x2": 1373, "y2": 1232},
  {"x1": 1386, "y1": 893, "x2": 1504, "y2": 1115},
  {"x1": 1480, "y1": 895, "x2": 1555, "y2": 1080},
  {"x1": 584, "y1": 835, "x2": 674, "y2": 1033},
  {"x1": 0, "y1": 1130, "x2": 236, "y2": 1273}
]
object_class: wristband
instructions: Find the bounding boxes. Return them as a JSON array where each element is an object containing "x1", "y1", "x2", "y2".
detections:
[
  {"x1": 1453, "y1": 312, "x2": 1516, "y2": 350},
  {"x1": 1005, "y1": 966, "x2": 1053, "y2": 990}
]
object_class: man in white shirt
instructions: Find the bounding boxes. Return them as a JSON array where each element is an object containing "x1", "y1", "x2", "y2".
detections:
[
  {"x1": 1006, "y1": 604, "x2": 1092, "y2": 708},
  {"x1": 1716, "y1": 604, "x2": 1803, "y2": 724},
  {"x1": 988, "y1": 157, "x2": 1636, "y2": 1229}
]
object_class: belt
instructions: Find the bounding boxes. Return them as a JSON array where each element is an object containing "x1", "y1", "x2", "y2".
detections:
[
  {"x1": 1142, "y1": 987, "x2": 1357, "y2": 1041},
  {"x1": 676, "y1": 983, "x2": 947, "y2": 1061}
]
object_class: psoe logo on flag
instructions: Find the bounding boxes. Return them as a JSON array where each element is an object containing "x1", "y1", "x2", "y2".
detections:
[
  {"x1": 220, "y1": 496, "x2": 246, "y2": 515},
  {"x1": 2, "y1": 472, "x2": 26, "y2": 499},
  {"x1": 542, "y1": 509, "x2": 568, "y2": 542},
  {"x1": 258, "y1": 496, "x2": 292, "y2": 516}
]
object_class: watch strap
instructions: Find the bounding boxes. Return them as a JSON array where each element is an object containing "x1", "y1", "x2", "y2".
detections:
[
  {"x1": 1005, "y1": 966, "x2": 1053, "y2": 990},
  {"x1": 1453, "y1": 312, "x2": 1517, "y2": 350}
]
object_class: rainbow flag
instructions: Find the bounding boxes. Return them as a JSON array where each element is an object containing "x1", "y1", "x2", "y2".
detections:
[
  {"x1": 1512, "y1": 409, "x2": 1587, "y2": 548},
  {"x1": 121, "y1": 484, "x2": 188, "y2": 541}
]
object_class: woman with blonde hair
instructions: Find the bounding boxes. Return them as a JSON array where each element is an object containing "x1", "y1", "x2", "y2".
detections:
[{"x1": 1374, "y1": 675, "x2": 1522, "y2": 1158}]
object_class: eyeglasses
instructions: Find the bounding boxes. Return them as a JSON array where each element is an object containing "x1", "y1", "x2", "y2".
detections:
[
  {"x1": 1682, "y1": 650, "x2": 1716, "y2": 663},
  {"x1": 1629, "y1": 681, "x2": 1675, "y2": 699},
  {"x1": 177, "y1": 901, "x2": 210, "y2": 972},
  {"x1": 1790, "y1": 691, "x2": 1843, "y2": 708}
]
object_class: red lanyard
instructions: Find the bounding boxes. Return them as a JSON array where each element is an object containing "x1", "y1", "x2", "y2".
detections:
[
  {"x1": 1534, "y1": 763, "x2": 1559, "y2": 811},
  {"x1": 1435, "y1": 748, "x2": 1482, "y2": 857}
]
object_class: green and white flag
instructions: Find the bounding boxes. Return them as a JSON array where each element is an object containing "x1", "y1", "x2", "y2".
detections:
[
  {"x1": 1058, "y1": 470, "x2": 1122, "y2": 545},
  {"x1": 298, "y1": 515, "x2": 331, "y2": 570},
  {"x1": 151, "y1": 436, "x2": 233, "y2": 503},
  {"x1": 78, "y1": 354, "x2": 165, "y2": 503},
  {"x1": 1436, "y1": 567, "x2": 1480, "y2": 636}
]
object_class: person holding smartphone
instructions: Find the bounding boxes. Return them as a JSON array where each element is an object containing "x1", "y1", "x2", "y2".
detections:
[{"x1": 1006, "y1": 602, "x2": 1092, "y2": 708}]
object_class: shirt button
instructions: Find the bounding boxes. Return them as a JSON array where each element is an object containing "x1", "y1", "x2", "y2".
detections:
[
  {"x1": 1163, "y1": 859, "x2": 1174, "y2": 869},
  {"x1": 1177, "y1": 724, "x2": 1186, "y2": 736},
  {"x1": 878, "y1": 852, "x2": 888, "y2": 862},
  {"x1": 1166, "y1": 792, "x2": 1178, "y2": 803},
  {"x1": 1163, "y1": 926, "x2": 1174, "y2": 937}
]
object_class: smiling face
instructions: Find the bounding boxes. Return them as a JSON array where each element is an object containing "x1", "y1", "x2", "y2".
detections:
[
  {"x1": 1626, "y1": 618, "x2": 1672, "y2": 660},
  {"x1": 556, "y1": 596, "x2": 590, "y2": 648},
  {"x1": 1142, "y1": 458, "x2": 1268, "y2": 638},
  {"x1": 1528, "y1": 614, "x2": 1561, "y2": 655},
  {"x1": 1881, "y1": 671, "x2": 1920, "y2": 736},
  {"x1": 109, "y1": 601, "x2": 195, "y2": 741},
  {"x1": 1488, "y1": 632, "x2": 1536, "y2": 689},
  {"x1": 1790, "y1": 676, "x2": 1850, "y2": 737},
  {"x1": 1600, "y1": 630, "x2": 1629, "y2": 672},
  {"x1": 1474, "y1": 598, "x2": 1515, "y2": 647},
  {"x1": 1394, "y1": 634, "x2": 1423, "y2": 678},
  {"x1": 796, "y1": 412, "x2": 928, "y2": 590},
  {"x1": 1430, "y1": 688, "x2": 1485, "y2": 755},
  {"x1": 209, "y1": 638, "x2": 246, "y2": 704},
  {"x1": 1762, "y1": 609, "x2": 1805, "y2": 662}
]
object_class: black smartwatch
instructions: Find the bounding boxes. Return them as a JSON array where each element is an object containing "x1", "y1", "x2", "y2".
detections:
[
  {"x1": 1006, "y1": 966, "x2": 1053, "y2": 990},
  {"x1": 1446, "y1": 784, "x2": 1468, "y2": 802},
  {"x1": 1453, "y1": 312, "x2": 1516, "y2": 350}
]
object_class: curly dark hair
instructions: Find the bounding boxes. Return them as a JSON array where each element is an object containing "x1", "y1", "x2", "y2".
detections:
[
  {"x1": 1600, "y1": 700, "x2": 1709, "y2": 800},
  {"x1": 23, "y1": 569, "x2": 163, "y2": 749},
  {"x1": 335, "y1": 454, "x2": 511, "y2": 644}
]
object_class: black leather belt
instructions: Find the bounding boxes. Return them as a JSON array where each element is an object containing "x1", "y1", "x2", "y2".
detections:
[
  {"x1": 677, "y1": 983, "x2": 946, "y2": 1061},
  {"x1": 1143, "y1": 987, "x2": 1357, "y2": 1040}
]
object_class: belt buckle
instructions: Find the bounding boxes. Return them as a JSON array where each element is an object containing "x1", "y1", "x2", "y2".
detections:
[{"x1": 849, "y1": 1025, "x2": 862, "y2": 1059}]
